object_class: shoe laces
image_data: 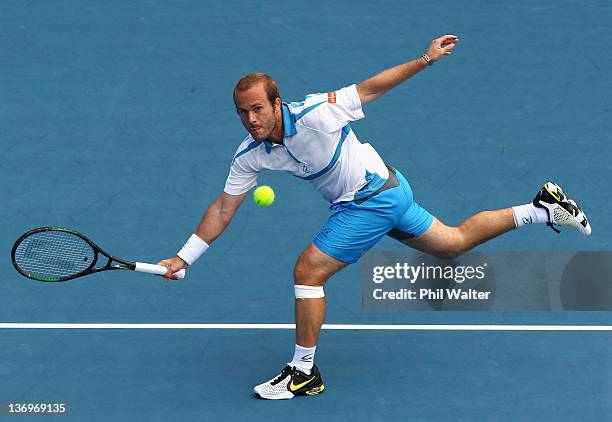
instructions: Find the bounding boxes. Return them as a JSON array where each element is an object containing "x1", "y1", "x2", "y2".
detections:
[
  {"x1": 271, "y1": 366, "x2": 293, "y2": 385},
  {"x1": 547, "y1": 222, "x2": 561, "y2": 234},
  {"x1": 547, "y1": 199, "x2": 584, "y2": 234}
]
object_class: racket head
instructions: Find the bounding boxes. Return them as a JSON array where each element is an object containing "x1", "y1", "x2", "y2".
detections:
[{"x1": 11, "y1": 227, "x2": 99, "y2": 282}]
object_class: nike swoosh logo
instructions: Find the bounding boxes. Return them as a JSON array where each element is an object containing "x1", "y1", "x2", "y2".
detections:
[{"x1": 289, "y1": 376, "x2": 316, "y2": 392}]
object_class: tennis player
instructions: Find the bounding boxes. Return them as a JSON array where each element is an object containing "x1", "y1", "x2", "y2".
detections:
[{"x1": 159, "y1": 34, "x2": 591, "y2": 400}]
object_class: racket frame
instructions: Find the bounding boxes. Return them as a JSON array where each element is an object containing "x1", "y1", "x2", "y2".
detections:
[{"x1": 12, "y1": 226, "x2": 144, "y2": 282}]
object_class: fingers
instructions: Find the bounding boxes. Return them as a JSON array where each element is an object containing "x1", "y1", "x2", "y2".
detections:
[
  {"x1": 427, "y1": 34, "x2": 458, "y2": 61},
  {"x1": 167, "y1": 267, "x2": 187, "y2": 281},
  {"x1": 438, "y1": 34, "x2": 459, "y2": 45},
  {"x1": 432, "y1": 35, "x2": 459, "y2": 50},
  {"x1": 442, "y1": 42, "x2": 456, "y2": 54},
  {"x1": 160, "y1": 262, "x2": 173, "y2": 281},
  {"x1": 157, "y1": 259, "x2": 179, "y2": 282}
]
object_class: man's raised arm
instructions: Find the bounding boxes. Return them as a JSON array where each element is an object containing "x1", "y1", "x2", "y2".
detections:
[
  {"x1": 356, "y1": 34, "x2": 458, "y2": 106},
  {"x1": 158, "y1": 191, "x2": 247, "y2": 279}
]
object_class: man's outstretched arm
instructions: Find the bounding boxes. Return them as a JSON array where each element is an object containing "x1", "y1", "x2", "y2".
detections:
[
  {"x1": 158, "y1": 191, "x2": 247, "y2": 278},
  {"x1": 192, "y1": 192, "x2": 247, "y2": 244},
  {"x1": 356, "y1": 34, "x2": 458, "y2": 105}
]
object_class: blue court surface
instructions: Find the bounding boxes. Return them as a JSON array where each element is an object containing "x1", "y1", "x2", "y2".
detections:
[{"x1": 1, "y1": 1, "x2": 611, "y2": 420}]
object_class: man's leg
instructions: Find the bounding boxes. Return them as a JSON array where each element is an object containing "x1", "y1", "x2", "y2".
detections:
[
  {"x1": 253, "y1": 243, "x2": 347, "y2": 400},
  {"x1": 401, "y1": 180, "x2": 592, "y2": 257},
  {"x1": 402, "y1": 209, "x2": 516, "y2": 259},
  {"x1": 293, "y1": 243, "x2": 348, "y2": 347}
]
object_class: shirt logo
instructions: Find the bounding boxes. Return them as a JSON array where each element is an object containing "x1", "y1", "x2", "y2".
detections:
[{"x1": 327, "y1": 92, "x2": 336, "y2": 104}]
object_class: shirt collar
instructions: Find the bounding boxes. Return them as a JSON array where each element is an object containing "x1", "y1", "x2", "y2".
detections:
[
  {"x1": 281, "y1": 103, "x2": 297, "y2": 138},
  {"x1": 263, "y1": 103, "x2": 296, "y2": 153}
]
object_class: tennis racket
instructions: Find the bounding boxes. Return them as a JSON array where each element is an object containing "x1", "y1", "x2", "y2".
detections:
[{"x1": 11, "y1": 226, "x2": 185, "y2": 282}]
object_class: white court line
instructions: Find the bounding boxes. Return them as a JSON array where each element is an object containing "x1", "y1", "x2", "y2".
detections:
[{"x1": 0, "y1": 323, "x2": 611, "y2": 331}]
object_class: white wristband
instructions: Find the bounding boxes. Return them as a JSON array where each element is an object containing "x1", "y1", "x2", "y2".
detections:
[{"x1": 177, "y1": 234, "x2": 209, "y2": 266}]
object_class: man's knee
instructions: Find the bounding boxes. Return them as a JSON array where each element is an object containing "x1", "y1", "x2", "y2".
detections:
[
  {"x1": 293, "y1": 256, "x2": 309, "y2": 285},
  {"x1": 431, "y1": 247, "x2": 464, "y2": 260},
  {"x1": 293, "y1": 244, "x2": 346, "y2": 286},
  {"x1": 431, "y1": 228, "x2": 469, "y2": 260},
  {"x1": 294, "y1": 250, "x2": 324, "y2": 286},
  {"x1": 293, "y1": 257, "x2": 326, "y2": 300},
  {"x1": 403, "y1": 219, "x2": 466, "y2": 260}
]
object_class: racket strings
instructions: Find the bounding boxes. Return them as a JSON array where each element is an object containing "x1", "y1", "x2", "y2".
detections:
[{"x1": 14, "y1": 230, "x2": 96, "y2": 280}]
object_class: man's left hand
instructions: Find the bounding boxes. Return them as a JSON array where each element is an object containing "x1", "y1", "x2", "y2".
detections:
[{"x1": 425, "y1": 34, "x2": 459, "y2": 62}]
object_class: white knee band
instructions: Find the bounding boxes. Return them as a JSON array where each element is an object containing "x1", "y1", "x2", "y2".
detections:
[{"x1": 295, "y1": 285, "x2": 324, "y2": 299}]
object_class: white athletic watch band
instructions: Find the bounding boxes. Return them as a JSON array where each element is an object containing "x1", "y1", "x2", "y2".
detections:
[{"x1": 177, "y1": 234, "x2": 209, "y2": 266}]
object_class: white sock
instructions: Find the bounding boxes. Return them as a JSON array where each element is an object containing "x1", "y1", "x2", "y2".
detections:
[
  {"x1": 288, "y1": 344, "x2": 316, "y2": 375},
  {"x1": 512, "y1": 203, "x2": 549, "y2": 228}
]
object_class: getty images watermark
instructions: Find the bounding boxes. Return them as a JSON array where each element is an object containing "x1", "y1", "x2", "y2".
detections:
[
  {"x1": 372, "y1": 261, "x2": 490, "y2": 301},
  {"x1": 361, "y1": 251, "x2": 612, "y2": 311}
]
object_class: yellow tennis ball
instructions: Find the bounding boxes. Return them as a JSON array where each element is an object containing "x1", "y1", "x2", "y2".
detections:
[{"x1": 253, "y1": 185, "x2": 275, "y2": 206}]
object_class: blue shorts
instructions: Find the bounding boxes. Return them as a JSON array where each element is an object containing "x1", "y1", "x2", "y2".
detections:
[{"x1": 313, "y1": 166, "x2": 433, "y2": 264}]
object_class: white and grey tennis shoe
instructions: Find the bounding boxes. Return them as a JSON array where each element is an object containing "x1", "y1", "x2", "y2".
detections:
[
  {"x1": 533, "y1": 181, "x2": 591, "y2": 236},
  {"x1": 253, "y1": 365, "x2": 324, "y2": 400}
]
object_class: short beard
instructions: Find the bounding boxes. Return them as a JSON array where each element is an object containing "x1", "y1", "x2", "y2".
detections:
[
  {"x1": 266, "y1": 114, "x2": 279, "y2": 141},
  {"x1": 260, "y1": 104, "x2": 279, "y2": 142}
]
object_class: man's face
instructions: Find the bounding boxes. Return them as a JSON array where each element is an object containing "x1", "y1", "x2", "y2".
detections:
[{"x1": 234, "y1": 82, "x2": 280, "y2": 141}]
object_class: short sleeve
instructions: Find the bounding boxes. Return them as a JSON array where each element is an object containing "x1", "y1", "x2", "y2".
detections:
[
  {"x1": 298, "y1": 84, "x2": 364, "y2": 133},
  {"x1": 224, "y1": 143, "x2": 259, "y2": 195},
  {"x1": 329, "y1": 84, "x2": 364, "y2": 121}
]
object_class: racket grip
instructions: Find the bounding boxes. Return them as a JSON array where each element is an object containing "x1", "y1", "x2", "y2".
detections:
[{"x1": 135, "y1": 262, "x2": 186, "y2": 280}]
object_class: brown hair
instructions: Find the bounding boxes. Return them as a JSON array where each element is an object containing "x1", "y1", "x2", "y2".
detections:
[{"x1": 233, "y1": 73, "x2": 281, "y2": 106}]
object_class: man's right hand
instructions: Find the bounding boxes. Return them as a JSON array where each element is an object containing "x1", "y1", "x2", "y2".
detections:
[{"x1": 157, "y1": 256, "x2": 188, "y2": 281}]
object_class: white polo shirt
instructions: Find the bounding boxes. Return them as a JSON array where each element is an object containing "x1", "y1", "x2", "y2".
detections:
[{"x1": 224, "y1": 84, "x2": 388, "y2": 204}]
